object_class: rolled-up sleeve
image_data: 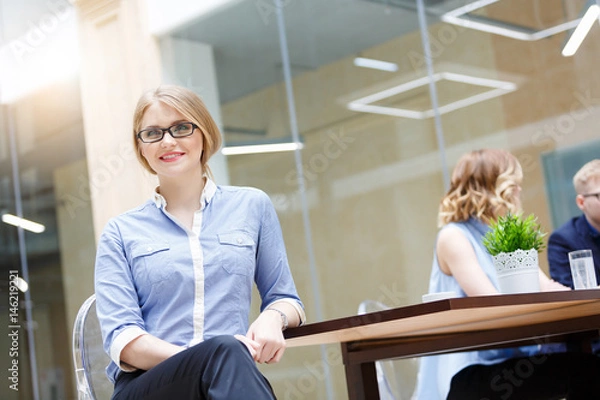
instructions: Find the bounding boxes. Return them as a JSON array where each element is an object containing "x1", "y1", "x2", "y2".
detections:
[
  {"x1": 254, "y1": 191, "x2": 305, "y2": 321},
  {"x1": 95, "y1": 219, "x2": 148, "y2": 372},
  {"x1": 110, "y1": 328, "x2": 147, "y2": 371},
  {"x1": 265, "y1": 298, "x2": 306, "y2": 325}
]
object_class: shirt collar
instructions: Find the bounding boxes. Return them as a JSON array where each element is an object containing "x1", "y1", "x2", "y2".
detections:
[
  {"x1": 153, "y1": 178, "x2": 217, "y2": 210},
  {"x1": 584, "y1": 215, "x2": 600, "y2": 237}
]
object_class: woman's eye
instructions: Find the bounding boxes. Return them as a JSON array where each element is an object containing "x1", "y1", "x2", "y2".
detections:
[{"x1": 173, "y1": 124, "x2": 192, "y2": 135}]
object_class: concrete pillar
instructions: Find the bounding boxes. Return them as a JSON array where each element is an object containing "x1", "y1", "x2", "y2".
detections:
[{"x1": 71, "y1": 0, "x2": 162, "y2": 242}]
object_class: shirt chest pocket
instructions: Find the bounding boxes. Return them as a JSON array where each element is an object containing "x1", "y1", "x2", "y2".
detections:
[
  {"x1": 217, "y1": 232, "x2": 255, "y2": 276},
  {"x1": 131, "y1": 243, "x2": 174, "y2": 284}
]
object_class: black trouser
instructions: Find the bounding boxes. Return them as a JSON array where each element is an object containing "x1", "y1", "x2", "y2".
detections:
[
  {"x1": 112, "y1": 335, "x2": 276, "y2": 400},
  {"x1": 448, "y1": 352, "x2": 600, "y2": 400}
]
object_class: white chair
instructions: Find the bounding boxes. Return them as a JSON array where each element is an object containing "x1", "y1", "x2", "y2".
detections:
[
  {"x1": 72, "y1": 294, "x2": 113, "y2": 400},
  {"x1": 357, "y1": 300, "x2": 419, "y2": 400}
]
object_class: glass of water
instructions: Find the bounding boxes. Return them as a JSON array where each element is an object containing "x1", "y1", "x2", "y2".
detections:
[{"x1": 568, "y1": 249, "x2": 597, "y2": 289}]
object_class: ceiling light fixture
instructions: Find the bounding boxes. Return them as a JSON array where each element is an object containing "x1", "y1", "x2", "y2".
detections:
[
  {"x1": 562, "y1": 4, "x2": 600, "y2": 57},
  {"x1": 221, "y1": 142, "x2": 304, "y2": 156},
  {"x1": 14, "y1": 277, "x2": 29, "y2": 293},
  {"x1": 347, "y1": 72, "x2": 517, "y2": 119},
  {"x1": 353, "y1": 57, "x2": 399, "y2": 72},
  {"x1": 2, "y1": 213, "x2": 46, "y2": 233},
  {"x1": 442, "y1": 0, "x2": 582, "y2": 41}
]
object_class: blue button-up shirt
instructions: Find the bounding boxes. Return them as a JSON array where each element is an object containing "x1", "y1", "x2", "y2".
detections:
[{"x1": 95, "y1": 179, "x2": 305, "y2": 383}]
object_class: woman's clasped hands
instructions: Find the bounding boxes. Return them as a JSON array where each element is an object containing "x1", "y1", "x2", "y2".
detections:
[{"x1": 235, "y1": 309, "x2": 287, "y2": 364}]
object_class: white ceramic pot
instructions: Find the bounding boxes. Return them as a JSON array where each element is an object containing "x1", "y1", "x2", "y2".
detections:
[{"x1": 492, "y1": 249, "x2": 540, "y2": 294}]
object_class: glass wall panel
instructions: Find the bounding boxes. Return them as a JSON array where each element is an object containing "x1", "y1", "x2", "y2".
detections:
[
  {"x1": 159, "y1": 0, "x2": 600, "y2": 399},
  {"x1": 1, "y1": 1, "x2": 89, "y2": 399},
  {"x1": 421, "y1": 0, "x2": 600, "y2": 261},
  {"x1": 276, "y1": 1, "x2": 443, "y2": 398},
  {"x1": 164, "y1": 2, "x2": 335, "y2": 398},
  {"x1": 167, "y1": 0, "x2": 449, "y2": 398},
  {"x1": 542, "y1": 140, "x2": 600, "y2": 228}
]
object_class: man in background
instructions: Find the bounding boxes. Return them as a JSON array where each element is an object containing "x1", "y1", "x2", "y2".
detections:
[{"x1": 548, "y1": 159, "x2": 600, "y2": 288}]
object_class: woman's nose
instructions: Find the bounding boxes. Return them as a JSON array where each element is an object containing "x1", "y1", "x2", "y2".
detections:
[{"x1": 160, "y1": 132, "x2": 176, "y2": 147}]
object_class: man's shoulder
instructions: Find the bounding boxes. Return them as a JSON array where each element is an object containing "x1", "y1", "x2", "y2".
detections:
[{"x1": 549, "y1": 215, "x2": 585, "y2": 241}]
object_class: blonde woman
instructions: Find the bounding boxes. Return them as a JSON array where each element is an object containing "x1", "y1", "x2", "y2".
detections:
[
  {"x1": 95, "y1": 85, "x2": 305, "y2": 399},
  {"x1": 414, "y1": 149, "x2": 600, "y2": 400}
]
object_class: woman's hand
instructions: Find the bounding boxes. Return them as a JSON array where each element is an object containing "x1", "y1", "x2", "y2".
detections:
[
  {"x1": 233, "y1": 334, "x2": 260, "y2": 359},
  {"x1": 539, "y1": 270, "x2": 571, "y2": 291},
  {"x1": 244, "y1": 309, "x2": 286, "y2": 364},
  {"x1": 541, "y1": 278, "x2": 571, "y2": 292}
]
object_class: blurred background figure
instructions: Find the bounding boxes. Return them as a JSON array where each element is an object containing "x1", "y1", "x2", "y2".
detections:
[
  {"x1": 548, "y1": 159, "x2": 600, "y2": 288},
  {"x1": 414, "y1": 149, "x2": 600, "y2": 400}
]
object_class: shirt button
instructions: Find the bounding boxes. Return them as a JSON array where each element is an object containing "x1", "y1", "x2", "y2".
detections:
[{"x1": 237, "y1": 238, "x2": 243, "y2": 244}]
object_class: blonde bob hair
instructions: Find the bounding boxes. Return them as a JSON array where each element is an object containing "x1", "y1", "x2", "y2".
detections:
[
  {"x1": 133, "y1": 85, "x2": 222, "y2": 179},
  {"x1": 438, "y1": 149, "x2": 522, "y2": 227}
]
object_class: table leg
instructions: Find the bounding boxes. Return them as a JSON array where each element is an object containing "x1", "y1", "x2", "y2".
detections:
[{"x1": 341, "y1": 343, "x2": 380, "y2": 400}]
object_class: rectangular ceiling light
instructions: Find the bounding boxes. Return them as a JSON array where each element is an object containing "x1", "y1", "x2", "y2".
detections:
[
  {"x1": 2, "y1": 213, "x2": 45, "y2": 233},
  {"x1": 562, "y1": 4, "x2": 600, "y2": 56},
  {"x1": 353, "y1": 57, "x2": 399, "y2": 72},
  {"x1": 347, "y1": 72, "x2": 517, "y2": 119},
  {"x1": 221, "y1": 142, "x2": 304, "y2": 156},
  {"x1": 442, "y1": 0, "x2": 583, "y2": 41}
]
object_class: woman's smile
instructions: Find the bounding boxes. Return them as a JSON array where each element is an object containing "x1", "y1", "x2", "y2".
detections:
[{"x1": 159, "y1": 152, "x2": 185, "y2": 162}]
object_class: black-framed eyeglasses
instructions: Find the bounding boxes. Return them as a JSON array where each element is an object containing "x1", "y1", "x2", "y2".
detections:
[
  {"x1": 137, "y1": 122, "x2": 198, "y2": 143},
  {"x1": 582, "y1": 192, "x2": 600, "y2": 200}
]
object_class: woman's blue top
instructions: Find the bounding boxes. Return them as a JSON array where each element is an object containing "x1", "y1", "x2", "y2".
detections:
[{"x1": 413, "y1": 218, "x2": 553, "y2": 400}]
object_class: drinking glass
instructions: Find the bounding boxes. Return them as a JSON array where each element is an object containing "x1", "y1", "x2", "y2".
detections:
[{"x1": 568, "y1": 249, "x2": 597, "y2": 289}]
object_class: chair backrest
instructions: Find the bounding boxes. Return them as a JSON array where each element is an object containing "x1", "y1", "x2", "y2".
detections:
[
  {"x1": 357, "y1": 300, "x2": 418, "y2": 400},
  {"x1": 72, "y1": 294, "x2": 113, "y2": 400}
]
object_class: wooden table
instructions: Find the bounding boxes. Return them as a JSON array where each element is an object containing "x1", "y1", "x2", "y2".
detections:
[{"x1": 284, "y1": 290, "x2": 600, "y2": 400}]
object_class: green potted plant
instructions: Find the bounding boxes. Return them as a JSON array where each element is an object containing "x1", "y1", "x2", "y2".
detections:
[{"x1": 482, "y1": 213, "x2": 546, "y2": 293}]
